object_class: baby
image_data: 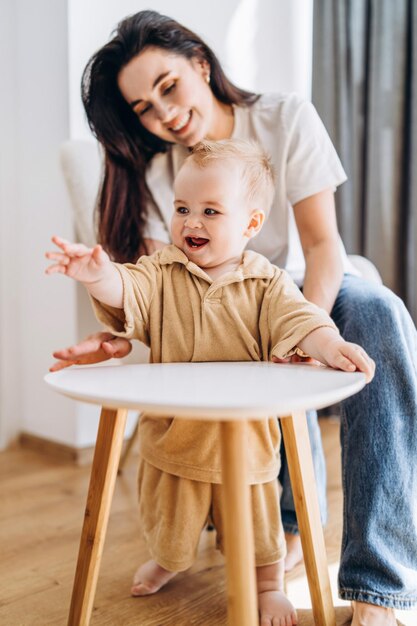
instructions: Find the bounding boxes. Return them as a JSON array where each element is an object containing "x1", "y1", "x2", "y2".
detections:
[{"x1": 46, "y1": 139, "x2": 374, "y2": 626}]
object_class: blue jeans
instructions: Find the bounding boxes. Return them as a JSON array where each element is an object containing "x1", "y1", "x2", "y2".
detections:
[
  {"x1": 333, "y1": 274, "x2": 417, "y2": 609},
  {"x1": 280, "y1": 274, "x2": 417, "y2": 608}
]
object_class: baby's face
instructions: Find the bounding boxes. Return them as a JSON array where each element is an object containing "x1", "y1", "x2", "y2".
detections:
[{"x1": 171, "y1": 160, "x2": 258, "y2": 275}]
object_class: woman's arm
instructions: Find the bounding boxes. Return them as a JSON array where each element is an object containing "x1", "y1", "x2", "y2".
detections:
[{"x1": 293, "y1": 188, "x2": 344, "y2": 314}]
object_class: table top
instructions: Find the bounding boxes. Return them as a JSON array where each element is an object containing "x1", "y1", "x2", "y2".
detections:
[{"x1": 44, "y1": 362, "x2": 365, "y2": 420}]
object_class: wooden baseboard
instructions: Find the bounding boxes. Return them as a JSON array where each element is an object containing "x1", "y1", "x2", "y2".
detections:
[{"x1": 19, "y1": 432, "x2": 96, "y2": 466}]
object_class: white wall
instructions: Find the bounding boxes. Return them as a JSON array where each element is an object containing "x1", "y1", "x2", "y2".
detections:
[
  {"x1": 226, "y1": 0, "x2": 313, "y2": 96},
  {"x1": 0, "y1": 0, "x2": 313, "y2": 450},
  {"x1": 0, "y1": 0, "x2": 82, "y2": 448},
  {"x1": 0, "y1": 0, "x2": 20, "y2": 448}
]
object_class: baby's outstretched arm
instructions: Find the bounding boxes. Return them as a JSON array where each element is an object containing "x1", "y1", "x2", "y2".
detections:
[
  {"x1": 45, "y1": 235, "x2": 123, "y2": 308},
  {"x1": 298, "y1": 327, "x2": 375, "y2": 383}
]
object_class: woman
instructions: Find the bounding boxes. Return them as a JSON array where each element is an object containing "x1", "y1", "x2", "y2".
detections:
[{"x1": 53, "y1": 11, "x2": 417, "y2": 624}]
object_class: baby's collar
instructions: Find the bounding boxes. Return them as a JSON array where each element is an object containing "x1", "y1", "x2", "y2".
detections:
[{"x1": 158, "y1": 245, "x2": 275, "y2": 284}]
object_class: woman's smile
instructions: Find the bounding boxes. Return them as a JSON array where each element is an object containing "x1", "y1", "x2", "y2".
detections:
[{"x1": 169, "y1": 111, "x2": 192, "y2": 134}]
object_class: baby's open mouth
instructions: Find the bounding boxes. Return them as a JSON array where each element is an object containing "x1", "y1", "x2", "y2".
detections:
[{"x1": 185, "y1": 236, "x2": 209, "y2": 249}]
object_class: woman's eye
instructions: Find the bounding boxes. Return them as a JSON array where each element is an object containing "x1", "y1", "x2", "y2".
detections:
[
  {"x1": 176, "y1": 207, "x2": 188, "y2": 214},
  {"x1": 163, "y1": 82, "x2": 176, "y2": 96},
  {"x1": 204, "y1": 208, "x2": 218, "y2": 215},
  {"x1": 137, "y1": 82, "x2": 175, "y2": 117},
  {"x1": 138, "y1": 104, "x2": 152, "y2": 117}
]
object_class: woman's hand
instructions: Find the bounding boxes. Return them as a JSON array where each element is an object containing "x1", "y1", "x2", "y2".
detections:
[{"x1": 50, "y1": 332, "x2": 132, "y2": 372}]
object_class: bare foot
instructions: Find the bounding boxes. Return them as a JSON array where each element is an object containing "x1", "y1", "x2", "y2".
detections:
[
  {"x1": 131, "y1": 559, "x2": 178, "y2": 596},
  {"x1": 351, "y1": 601, "x2": 397, "y2": 626},
  {"x1": 257, "y1": 561, "x2": 297, "y2": 625},
  {"x1": 284, "y1": 532, "x2": 303, "y2": 572},
  {"x1": 258, "y1": 590, "x2": 297, "y2": 625}
]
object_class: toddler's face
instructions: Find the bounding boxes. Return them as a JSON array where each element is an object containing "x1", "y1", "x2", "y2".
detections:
[{"x1": 171, "y1": 160, "x2": 259, "y2": 275}]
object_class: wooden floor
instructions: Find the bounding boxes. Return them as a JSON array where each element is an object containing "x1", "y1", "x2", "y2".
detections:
[{"x1": 0, "y1": 418, "x2": 414, "y2": 625}]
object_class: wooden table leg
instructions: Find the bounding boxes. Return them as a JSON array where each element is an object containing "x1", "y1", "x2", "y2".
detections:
[
  {"x1": 280, "y1": 411, "x2": 336, "y2": 626},
  {"x1": 68, "y1": 407, "x2": 128, "y2": 626},
  {"x1": 220, "y1": 421, "x2": 258, "y2": 626}
]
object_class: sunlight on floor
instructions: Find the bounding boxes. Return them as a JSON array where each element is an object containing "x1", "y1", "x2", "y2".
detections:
[
  {"x1": 286, "y1": 562, "x2": 350, "y2": 611},
  {"x1": 395, "y1": 607, "x2": 417, "y2": 626}
]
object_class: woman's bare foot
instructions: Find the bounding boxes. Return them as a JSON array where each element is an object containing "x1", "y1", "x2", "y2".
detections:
[
  {"x1": 131, "y1": 559, "x2": 178, "y2": 596},
  {"x1": 284, "y1": 532, "x2": 304, "y2": 572},
  {"x1": 351, "y1": 601, "x2": 397, "y2": 626},
  {"x1": 257, "y1": 561, "x2": 297, "y2": 625}
]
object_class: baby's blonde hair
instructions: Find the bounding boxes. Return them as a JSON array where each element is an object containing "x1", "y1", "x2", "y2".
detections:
[{"x1": 186, "y1": 139, "x2": 275, "y2": 215}]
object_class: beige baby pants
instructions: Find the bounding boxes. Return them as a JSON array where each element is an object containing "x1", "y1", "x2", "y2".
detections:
[{"x1": 138, "y1": 459, "x2": 286, "y2": 572}]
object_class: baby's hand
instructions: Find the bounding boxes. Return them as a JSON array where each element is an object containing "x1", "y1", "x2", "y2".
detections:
[
  {"x1": 324, "y1": 338, "x2": 375, "y2": 383},
  {"x1": 45, "y1": 235, "x2": 110, "y2": 284}
]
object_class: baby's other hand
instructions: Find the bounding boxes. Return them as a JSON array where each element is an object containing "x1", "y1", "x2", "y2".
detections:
[
  {"x1": 324, "y1": 339, "x2": 375, "y2": 383},
  {"x1": 45, "y1": 235, "x2": 110, "y2": 284}
]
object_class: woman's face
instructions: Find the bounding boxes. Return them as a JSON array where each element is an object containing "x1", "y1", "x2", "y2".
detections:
[{"x1": 117, "y1": 47, "x2": 227, "y2": 147}]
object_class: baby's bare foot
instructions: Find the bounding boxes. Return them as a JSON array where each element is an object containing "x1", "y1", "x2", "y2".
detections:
[
  {"x1": 351, "y1": 601, "x2": 397, "y2": 626},
  {"x1": 131, "y1": 559, "x2": 178, "y2": 596},
  {"x1": 284, "y1": 532, "x2": 303, "y2": 572},
  {"x1": 257, "y1": 561, "x2": 297, "y2": 625},
  {"x1": 258, "y1": 590, "x2": 297, "y2": 626}
]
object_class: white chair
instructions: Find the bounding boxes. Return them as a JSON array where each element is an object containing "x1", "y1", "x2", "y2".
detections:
[{"x1": 60, "y1": 140, "x2": 102, "y2": 248}]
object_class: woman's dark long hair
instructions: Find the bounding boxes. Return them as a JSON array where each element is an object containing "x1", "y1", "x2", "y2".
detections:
[{"x1": 82, "y1": 10, "x2": 259, "y2": 262}]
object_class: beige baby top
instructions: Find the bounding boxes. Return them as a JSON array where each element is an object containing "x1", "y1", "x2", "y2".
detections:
[{"x1": 92, "y1": 245, "x2": 337, "y2": 484}]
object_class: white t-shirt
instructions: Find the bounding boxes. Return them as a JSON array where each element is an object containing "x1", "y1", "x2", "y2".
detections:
[{"x1": 144, "y1": 92, "x2": 357, "y2": 286}]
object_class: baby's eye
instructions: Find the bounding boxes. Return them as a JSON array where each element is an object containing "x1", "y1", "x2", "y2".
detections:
[
  {"x1": 204, "y1": 208, "x2": 218, "y2": 216},
  {"x1": 176, "y1": 207, "x2": 189, "y2": 214}
]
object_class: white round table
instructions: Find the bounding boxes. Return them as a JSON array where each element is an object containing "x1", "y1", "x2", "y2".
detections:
[{"x1": 45, "y1": 362, "x2": 365, "y2": 626}]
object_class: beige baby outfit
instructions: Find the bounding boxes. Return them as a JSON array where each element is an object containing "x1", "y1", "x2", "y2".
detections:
[{"x1": 93, "y1": 245, "x2": 336, "y2": 570}]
